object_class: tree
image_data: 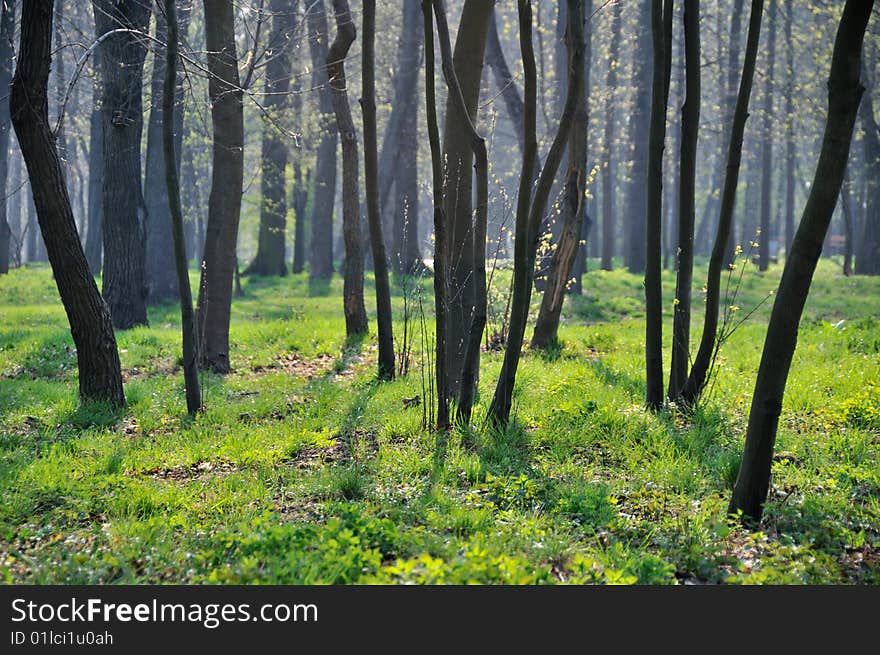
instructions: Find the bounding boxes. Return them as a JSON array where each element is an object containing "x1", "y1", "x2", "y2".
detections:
[
  {"x1": 783, "y1": 0, "x2": 795, "y2": 255},
  {"x1": 758, "y1": 0, "x2": 777, "y2": 272},
  {"x1": 730, "y1": 0, "x2": 873, "y2": 521},
  {"x1": 84, "y1": 22, "x2": 103, "y2": 276},
  {"x1": 625, "y1": 0, "x2": 651, "y2": 274},
  {"x1": 600, "y1": 0, "x2": 621, "y2": 272},
  {"x1": 362, "y1": 0, "x2": 395, "y2": 379},
  {"x1": 197, "y1": 0, "x2": 245, "y2": 373},
  {"x1": 0, "y1": 0, "x2": 16, "y2": 276},
  {"x1": 95, "y1": 0, "x2": 152, "y2": 329},
  {"x1": 327, "y1": 0, "x2": 367, "y2": 337},
  {"x1": 163, "y1": 0, "x2": 200, "y2": 414},
  {"x1": 11, "y1": 0, "x2": 124, "y2": 406},
  {"x1": 856, "y1": 51, "x2": 880, "y2": 276},
  {"x1": 680, "y1": 0, "x2": 765, "y2": 406},
  {"x1": 668, "y1": 0, "x2": 701, "y2": 401}
]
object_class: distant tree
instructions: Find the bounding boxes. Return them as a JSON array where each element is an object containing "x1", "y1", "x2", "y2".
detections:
[
  {"x1": 731, "y1": 0, "x2": 873, "y2": 521},
  {"x1": 758, "y1": 0, "x2": 777, "y2": 272},
  {"x1": 0, "y1": 0, "x2": 16, "y2": 276},
  {"x1": 84, "y1": 13, "x2": 103, "y2": 276},
  {"x1": 625, "y1": 0, "x2": 651, "y2": 274},
  {"x1": 12, "y1": 0, "x2": 124, "y2": 406},
  {"x1": 600, "y1": 0, "x2": 622, "y2": 272},
  {"x1": 856, "y1": 50, "x2": 880, "y2": 276}
]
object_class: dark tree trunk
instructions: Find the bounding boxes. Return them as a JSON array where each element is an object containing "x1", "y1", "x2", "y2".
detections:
[
  {"x1": 530, "y1": 0, "x2": 592, "y2": 350},
  {"x1": 644, "y1": 0, "x2": 672, "y2": 411},
  {"x1": 12, "y1": 0, "x2": 124, "y2": 406},
  {"x1": 668, "y1": 0, "x2": 701, "y2": 401},
  {"x1": 758, "y1": 0, "x2": 776, "y2": 272},
  {"x1": 95, "y1": 0, "x2": 151, "y2": 329},
  {"x1": 857, "y1": 53, "x2": 880, "y2": 276},
  {"x1": 327, "y1": 0, "x2": 367, "y2": 337},
  {"x1": 362, "y1": 0, "x2": 395, "y2": 379},
  {"x1": 145, "y1": 0, "x2": 192, "y2": 301},
  {"x1": 783, "y1": 0, "x2": 794, "y2": 255},
  {"x1": 197, "y1": 0, "x2": 245, "y2": 372},
  {"x1": 247, "y1": 0, "x2": 296, "y2": 277},
  {"x1": 681, "y1": 0, "x2": 764, "y2": 406},
  {"x1": 0, "y1": 0, "x2": 15, "y2": 276},
  {"x1": 85, "y1": 37, "x2": 103, "y2": 276},
  {"x1": 625, "y1": 0, "x2": 651, "y2": 274},
  {"x1": 422, "y1": 0, "x2": 449, "y2": 430},
  {"x1": 600, "y1": 0, "x2": 621, "y2": 272},
  {"x1": 731, "y1": 0, "x2": 872, "y2": 521},
  {"x1": 307, "y1": 0, "x2": 335, "y2": 281},
  {"x1": 487, "y1": 0, "x2": 583, "y2": 428},
  {"x1": 441, "y1": 0, "x2": 493, "y2": 399},
  {"x1": 163, "y1": 0, "x2": 200, "y2": 414}
]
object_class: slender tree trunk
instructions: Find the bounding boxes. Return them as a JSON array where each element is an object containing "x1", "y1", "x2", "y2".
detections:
[
  {"x1": 95, "y1": 0, "x2": 151, "y2": 329},
  {"x1": 731, "y1": 0, "x2": 872, "y2": 521},
  {"x1": 857, "y1": 53, "x2": 880, "y2": 276},
  {"x1": 247, "y1": 0, "x2": 296, "y2": 277},
  {"x1": 85, "y1": 33, "x2": 103, "y2": 276},
  {"x1": 362, "y1": 0, "x2": 395, "y2": 378},
  {"x1": 12, "y1": 0, "x2": 124, "y2": 406},
  {"x1": 681, "y1": 0, "x2": 764, "y2": 406},
  {"x1": 626, "y1": 0, "x2": 652, "y2": 274},
  {"x1": 307, "y1": 1, "x2": 335, "y2": 281},
  {"x1": 394, "y1": 94, "x2": 421, "y2": 273},
  {"x1": 668, "y1": 0, "x2": 700, "y2": 401},
  {"x1": 758, "y1": 0, "x2": 776, "y2": 271},
  {"x1": 327, "y1": 0, "x2": 367, "y2": 337},
  {"x1": 422, "y1": 0, "x2": 449, "y2": 430},
  {"x1": 841, "y1": 173, "x2": 854, "y2": 276},
  {"x1": 163, "y1": 0, "x2": 200, "y2": 414},
  {"x1": 600, "y1": 0, "x2": 621, "y2": 272},
  {"x1": 530, "y1": 0, "x2": 591, "y2": 350},
  {"x1": 783, "y1": 0, "x2": 794, "y2": 256},
  {"x1": 0, "y1": 0, "x2": 15, "y2": 275},
  {"x1": 488, "y1": 0, "x2": 583, "y2": 428},
  {"x1": 197, "y1": 0, "x2": 245, "y2": 372}
]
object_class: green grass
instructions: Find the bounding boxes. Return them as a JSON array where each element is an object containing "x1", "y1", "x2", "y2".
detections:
[{"x1": 0, "y1": 257, "x2": 878, "y2": 584}]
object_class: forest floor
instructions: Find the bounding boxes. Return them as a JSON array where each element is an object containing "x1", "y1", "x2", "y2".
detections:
[{"x1": 1, "y1": 258, "x2": 878, "y2": 584}]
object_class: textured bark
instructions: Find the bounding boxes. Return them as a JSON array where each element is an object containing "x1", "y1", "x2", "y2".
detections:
[
  {"x1": 362, "y1": 0, "x2": 395, "y2": 379},
  {"x1": 625, "y1": 0, "x2": 651, "y2": 274},
  {"x1": 422, "y1": 0, "x2": 449, "y2": 429},
  {"x1": 681, "y1": 0, "x2": 764, "y2": 406},
  {"x1": 0, "y1": 0, "x2": 15, "y2": 275},
  {"x1": 327, "y1": 0, "x2": 367, "y2": 336},
  {"x1": 600, "y1": 0, "x2": 621, "y2": 272},
  {"x1": 12, "y1": 0, "x2": 124, "y2": 406},
  {"x1": 488, "y1": 0, "x2": 582, "y2": 428},
  {"x1": 247, "y1": 0, "x2": 296, "y2": 277},
  {"x1": 163, "y1": 0, "x2": 200, "y2": 414},
  {"x1": 731, "y1": 0, "x2": 872, "y2": 521},
  {"x1": 197, "y1": 0, "x2": 245, "y2": 373},
  {"x1": 441, "y1": 0, "x2": 493, "y2": 398},
  {"x1": 85, "y1": 35, "x2": 103, "y2": 276},
  {"x1": 95, "y1": 0, "x2": 151, "y2": 329},
  {"x1": 307, "y1": 1, "x2": 335, "y2": 281},
  {"x1": 857, "y1": 53, "x2": 880, "y2": 276},
  {"x1": 145, "y1": 0, "x2": 192, "y2": 301},
  {"x1": 758, "y1": 0, "x2": 776, "y2": 272},
  {"x1": 530, "y1": 0, "x2": 591, "y2": 350},
  {"x1": 668, "y1": 0, "x2": 701, "y2": 401}
]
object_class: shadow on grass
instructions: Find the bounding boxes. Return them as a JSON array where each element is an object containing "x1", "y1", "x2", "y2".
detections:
[{"x1": 590, "y1": 359, "x2": 646, "y2": 400}]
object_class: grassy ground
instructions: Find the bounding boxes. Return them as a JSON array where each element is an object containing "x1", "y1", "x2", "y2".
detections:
[{"x1": 0, "y1": 257, "x2": 878, "y2": 584}]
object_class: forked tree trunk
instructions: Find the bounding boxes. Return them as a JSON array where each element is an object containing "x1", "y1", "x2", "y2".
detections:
[
  {"x1": 362, "y1": 0, "x2": 395, "y2": 379},
  {"x1": 327, "y1": 0, "x2": 367, "y2": 337},
  {"x1": 680, "y1": 0, "x2": 765, "y2": 406},
  {"x1": 11, "y1": 0, "x2": 124, "y2": 406},
  {"x1": 197, "y1": 0, "x2": 245, "y2": 373},
  {"x1": 731, "y1": 0, "x2": 873, "y2": 521}
]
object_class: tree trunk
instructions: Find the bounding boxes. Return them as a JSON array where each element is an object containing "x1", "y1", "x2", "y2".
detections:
[
  {"x1": 197, "y1": 0, "x2": 245, "y2": 372},
  {"x1": 247, "y1": 0, "x2": 296, "y2": 277},
  {"x1": 841, "y1": 173, "x2": 854, "y2": 276},
  {"x1": 681, "y1": 0, "x2": 764, "y2": 406},
  {"x1": 600, "y1": 0, "x2": 621, "y2": 272},
  {"x1": 530, "y1": 0, "x2": 591, "y2": 350},
  {"x1": 758, "y1": 0, "x2": 776, "y2": 272},
  {"x1": 11, "y1": 0, "x2": 124, "y2": 406},
  {"x1": 856, "y1": 53, "x2": 880, "y2": 275},
  {"x1": 487, "y1": 0, "x2": 583, "y2": 428},
  {"x1": 95, "y1": 0, "x2": 152, "y2": 329},
  {"x1": 362, "y1": 0, "x2": 395, "y2": 378},
  {"x1": 668, "y1": 0, "x2": 701, "y2": 401},
  {"x1": 145, "y1": 0, "x2": 192, "y2": 301},
  {"x1": 307, "y1": 0, "x2": 335, "y2": 281},
  {"x1": 0, "y1": 0, "x2": 14, "y2": 276},
  {"x1": 85, "y1": 33, "x2": 103, "y2": 276},
  {"x1": 327, "y1": 0, "x2": 367, "y2": 337},
  {"x1": 730, "y1": 0, "x2": 872, "y2": 521},
  {"x1": 163, "y1": 0, "x2": 200, "y2": 414},
  {"x1": 441, "y1": 0, "x2": 494, "y2": 399},
  {"x1": 783, "y1": 0, "x2": 794, "y2": 256}
]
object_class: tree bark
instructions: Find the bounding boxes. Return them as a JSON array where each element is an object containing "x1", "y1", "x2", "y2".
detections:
[
  {"x1": 0, "y1": 0, "x2": 15, "y2": 276},
  {"x1": 731, "y1": 0, "x2": 872, "y2": 521},
  {"x1": 668, "y1": 0, "x2": 701, "y2": 401},
  {"x1": 327, "y1": 0, "x2": 367, "y2": 337},
  {"x1": 758, "y1": 0, "x2": 776, "y2": 272},
  {"x1": 600, "y1": 0, "x2": 621, "y2": 272},
  {"x1": 856, "y1": 53, "x2": 880, "y2": 276},
  {"x1": 783, "y1": 0, "x2": 795, "y2": 255},
  {"x1": 12, "y1": 0, "x2": 124, "y2": 406},
  {"x1": 197, "y1": 0, "x2": 245, "y2": 372},
  {"x1": 681, "y1": 0, "x2": 765, "y2": 406},
  {"x1": 95, "y1": 0, "x2": 152, "y2": 329},
  {"x1": 362, "y1": 0, "x2": 395, "y2": 379},
  {"x1": 307, "y1": 0, "x2": 335, "y2": 281},
  {"x1": 85, "y1": 25, "x2": 103, "y2": 276}
]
